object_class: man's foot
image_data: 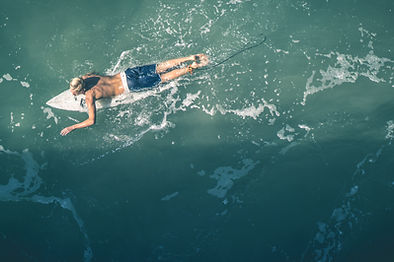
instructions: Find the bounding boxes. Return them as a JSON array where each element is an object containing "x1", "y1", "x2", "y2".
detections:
[{"x1": 191, "y1": 54, "x2": 209, "y2": 69}]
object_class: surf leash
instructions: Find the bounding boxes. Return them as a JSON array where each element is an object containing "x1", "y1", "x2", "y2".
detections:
[{"x1": 196, "y1": 33, "x2": 267, "y2": 71}]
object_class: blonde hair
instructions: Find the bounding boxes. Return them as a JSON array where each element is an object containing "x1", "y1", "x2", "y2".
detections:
[{"x1": 69, "y1": 77, "x2": 85, "y2": 93}]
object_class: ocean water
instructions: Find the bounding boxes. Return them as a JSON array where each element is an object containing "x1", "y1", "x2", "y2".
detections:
[{"x1": 1, "y1": 0, "x2": 394, "y2": 261}]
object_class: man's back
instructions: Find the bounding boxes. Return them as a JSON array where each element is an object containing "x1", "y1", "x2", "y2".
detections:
[{"x1": 82, "y1": 73, "x2": 124, "y2": 100}]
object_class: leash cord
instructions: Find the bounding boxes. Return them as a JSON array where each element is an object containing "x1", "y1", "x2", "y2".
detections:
[{"x1": 197, "y1": 33, "x2": 267, "y2": 71}]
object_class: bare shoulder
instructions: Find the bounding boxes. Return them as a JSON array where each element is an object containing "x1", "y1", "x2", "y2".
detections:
[
  {"x1": 87, "y1": 86, "x2": 105, "y2": 100},
  {"x1": 82, "y1": 73, "x2": 101, "y2": 80},
  {"x1": 84, "y1": 89, "x2": 96, "y2": 101}
]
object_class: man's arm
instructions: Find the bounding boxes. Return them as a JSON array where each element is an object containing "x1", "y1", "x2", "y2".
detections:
[
  {"x1": 81, "y1": 73, "x2": 98, "y2": 79},
  {"x1": 60, "y1": 93, "x2": 96, "y2": 136}
]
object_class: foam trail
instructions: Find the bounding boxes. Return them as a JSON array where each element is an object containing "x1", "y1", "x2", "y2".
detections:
[
  {"x1": 302, "y1": 121, "x2": 394, "y2": 262},
  {"x1": 0, "y1": 146, "x2": 92, "y2": 261},
  {"x1": 30, "y1": 195, "x2": 93, "y2": 261}
]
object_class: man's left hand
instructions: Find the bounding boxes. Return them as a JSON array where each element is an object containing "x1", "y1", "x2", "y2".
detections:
[{"x1": 60, "y1": 126, "x2": 74, "y2": 136}]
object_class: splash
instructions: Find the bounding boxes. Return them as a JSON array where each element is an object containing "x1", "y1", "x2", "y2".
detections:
[
  {"x1": 301, "y1": 26, "x2": 393, "y2": 106},
  {"x1": 302, "y1": 51, "x2": 393, "y2": 105}
]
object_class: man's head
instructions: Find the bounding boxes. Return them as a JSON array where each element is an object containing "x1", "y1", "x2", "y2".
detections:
[{"x1": 69, "y1": 77, "x2": 85, "y2": 96}]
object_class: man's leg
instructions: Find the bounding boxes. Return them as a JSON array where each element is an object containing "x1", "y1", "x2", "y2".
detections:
[
  {"x1": 160, "y1": 56, "x2": 209, "y2": 82},
  {"x1": 156, "y1": 55, "x2": 195, "y2": 74},
  {"x1": 160, "y1": 67, "x2": 192, "y2": 82},
  {"x1": 158, "y1": 54, "x2": 209, "y2": 83}
]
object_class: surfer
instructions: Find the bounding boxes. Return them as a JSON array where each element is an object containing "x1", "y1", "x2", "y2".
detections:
[{"x1": 60, "y1": 54, "x2": 209, "y2": 136}]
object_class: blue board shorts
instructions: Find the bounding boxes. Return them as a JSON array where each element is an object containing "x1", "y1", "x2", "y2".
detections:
[{"x1": 120, "y1": 64, "x2": 162, "y2": 93}]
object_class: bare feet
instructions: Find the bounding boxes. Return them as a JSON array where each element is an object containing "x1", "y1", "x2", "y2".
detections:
[{"x1": 191, "y1": 54, "x2": 209, "y2": 69}]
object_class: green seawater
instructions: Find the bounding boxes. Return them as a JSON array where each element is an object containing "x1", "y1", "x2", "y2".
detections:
[{"x1": 1, "y1": 0, "x2": 394, "y2": 261}]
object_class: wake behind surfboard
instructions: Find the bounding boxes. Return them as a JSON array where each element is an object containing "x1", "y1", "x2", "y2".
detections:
[{"x1": 46, "y1": 88, "x2": 163, "y2": 112}]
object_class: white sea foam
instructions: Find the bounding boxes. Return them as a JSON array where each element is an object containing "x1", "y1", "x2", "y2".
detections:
[
  {"x1": 182, "y1": 91, "x2": 201, "y2": 108},
  {"x1": 9, "y1": 112, "x2": 21, "y2": 132},
  {"x1": 202, "y1": 105, "x2": 215, "y2": 116},
  {"x1": 20, "y1": 81, "x2": 30, "y2": 88},
  {"x1": 274, "y1": 49, "x2": 289, "y2": 55},
  {"x1": 277, "y1": 124, "x2": 295, "y2": 142},
  {"x1": 3, "y1": 73, "x2": 13, "y2": 81},
  {"x1": 285, "y1": 124, "x2": 295, "y2": 132},
  {"x1": 298, "y1": 124, "x2": 311, "y2": 132},
  {"x1": 67, "y1": 116, "x2": 79, "y2": 123},
  {"x1": 134, "y1": 112, "x2": 152, "y2": 127},
  {"x1": 302, "y1": 51, "x2": 393, "y2": 105},
  {"x1": 42, "y1": 107, "x2": 58, "y2": 124},
  {"x1": 223, "y1": 104, "x2": 265, "y2": 119},
  {"x1": 385, "y1": 120, "x2": 394, "y2": 140},
  {"x1": 207, "y1": 159, "x2": 259, "y2": 198},
  {"x1": 298, "y1": 124, "x2": 312, "y2": 137},
  {"x1": 228, "y1": 0, "x2": 242, "y2": 4},
  {"x1": 216, "y1": 99, "x2": 280, "y2": 120},
  {"x1": 358, "y1": 26, "x2": 376, "y2": 39},
  {"x1": 0, "y1": 77, "x2": 3, "y2": 84}
]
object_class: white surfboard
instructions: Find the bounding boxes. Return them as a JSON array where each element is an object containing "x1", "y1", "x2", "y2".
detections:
[{"x1": 46, "y1": 88, "x2": 162, "y2": 112}]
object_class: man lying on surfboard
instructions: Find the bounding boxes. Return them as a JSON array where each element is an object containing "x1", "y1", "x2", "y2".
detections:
[{"x1": 60, "y1": 54, "x2": 209, "y2": 136}]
